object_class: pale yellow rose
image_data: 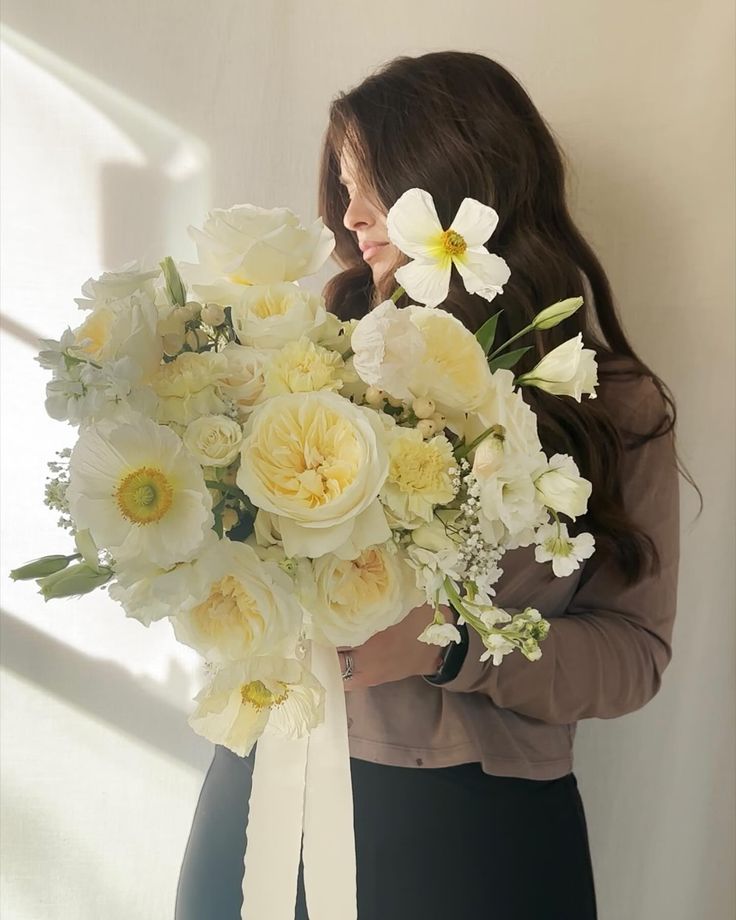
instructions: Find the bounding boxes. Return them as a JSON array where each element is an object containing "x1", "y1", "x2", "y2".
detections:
[
  {"x1": 183, "y1": 414, "x2": 243, "y2": 467},
  {"x1": 237, "y1": 391, "x2": 391, "y2": 559},
  {"x1": 219, "y1": 343, "x2": 268, "y2": 418},
  {"x1": 230, "y1": 283, "x2": 327, "y2": 349},
  {"x1": 381, "y1": 428, "x2": 457, "y2": 526},
  {"x1": 301, "y1": 542, "x2": 422, "y2": 646},
  {"x1": 262, "y1": 337, "x2": 344, "y2": 397}
]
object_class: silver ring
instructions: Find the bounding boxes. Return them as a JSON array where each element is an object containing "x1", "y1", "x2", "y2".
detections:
[{"x1": 340, "y1": 652, "x2": 354, "y2": 681}]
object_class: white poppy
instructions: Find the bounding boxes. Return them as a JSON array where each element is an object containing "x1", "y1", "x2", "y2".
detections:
[{"x1": 386, "y1": 188, "x2": 511, "y2": 307}]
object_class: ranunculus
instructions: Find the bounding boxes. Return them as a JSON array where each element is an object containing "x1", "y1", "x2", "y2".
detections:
[
  {"x1": 237, "y1": 391, "x2": 391, "y2": 559},
  {"x1": 188, "y1": 656, "x2": 325, "y2": 757},
  {"x1": 533, "y1": 453, "x2": 591, "y2": 519},
  {"x1": 153, "y1": 351, "x2": 229, "y2": 426},
  {"x1": 300, "y1": 542, "x2": 421, "y2": 647},
  {"x1": 171, "y1": 539, "x2": 302, "y2": 661},
  {"x1": 184, "y1": 204, "x2": 335, "y2": 297},
  {"x1": 516, "y1": 334, "x2": 598, "y2": 401},
  {"x1": 381, "y1": 427, "x2": 457, "y2": 526},
  {"x1": 230, "y1": 283, "x2": 328, "y2": 349},
  {"x1": 184, "y1": 414, "x2": 243, "y2": 467},
  {"x1": 262, "y1": 337, "x2": 344, "y2": 397}
]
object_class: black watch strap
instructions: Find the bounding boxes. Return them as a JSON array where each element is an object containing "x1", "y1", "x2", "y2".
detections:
[{"x1": 423, "y1": 621, "x2": 469, "y2": 686}]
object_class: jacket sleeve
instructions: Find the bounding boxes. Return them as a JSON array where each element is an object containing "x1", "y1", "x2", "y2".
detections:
[{"x1": 439, "y1": 375, "x2": 681, "y2": 725}]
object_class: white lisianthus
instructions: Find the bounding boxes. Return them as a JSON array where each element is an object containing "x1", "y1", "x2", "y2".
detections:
[
  {"x1": 531, "y1": 297, "x2": 584, "y2": 330},
  {"x1": 170, "y1": 539, "x2": 302, "y2": 661},
  {"x1": 418, "y1": 619, "x2": 462, "y2": 647},
  {"x1": 300, "y1": 542, "x2": 422, "y2": 647},
  {"x1": 153, "y1": 351, "x2": 229, "y2": 426},
  {"x1": 73, "y1": 261, "x2": 160, "y2": 310},
  {"x1": 188, "y1": 657, "x2": 325, "y2": 757},
  {"x1": 534, "y1": 521, "x2": 595, "y2": 577},
  {"x1": 262, "y1": 337, "x2": 344, "y2": 397},
  {"x1": 517, "y1": 334, "x2": 598, "y2": 401},
  {"x1": 381, "y1": 428, "x2": 457, "y2": 527},
  {"x1": 476, "y1": 459, "x2": 548, "y2": 549},
  {"x1": 386, "y1": 188, "x2": 511, "y2": 307},
  {"x1": 66, "y1": 414, "x2": 213, "y2": 568},
  {"x1": 230, "y1": 283, "x2": 328, "y2": 349},
  {"x1": 237, "y1": 391, "x2": 391, "y2": 559},
  {"x1": 534, "y1": 453, "x2": 591, "y2": 519},
  {"x1": 184, "y1": 204, "x2": 335, "y2": 296},
  {"x1": 351, "y1": 299, "x2": 426, "y2": 400},
  {"x1": 219, "y1": 343, "x2": 269, "y2": 418},
  {"x1": 465, "y1": 369, "x2": 543, "y2": 458},
  {"x1": 184, "y1": 414, "x2": 243, "y2": 467}
]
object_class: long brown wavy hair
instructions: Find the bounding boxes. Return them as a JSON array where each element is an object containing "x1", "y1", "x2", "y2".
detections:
[{"x1": 318, "y1": 51, "x2": 700, "y2": 585}]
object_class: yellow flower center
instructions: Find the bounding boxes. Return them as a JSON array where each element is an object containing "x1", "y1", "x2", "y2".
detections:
[
  {"x1": 249, "y1": 292, "x2": 291, "y2": 318},
  {"x1": 441, "y1": 229, "x2": 467, "y2": 256},
  {"x1": 389, "y1": 438, "x2": 452, "y2": 495},
  {"x1": 240, "y1": 679, "x2": 290, "y2": 710},
  {"x1": 115, "y1": 466, "x2": 174, "y2": 524}
]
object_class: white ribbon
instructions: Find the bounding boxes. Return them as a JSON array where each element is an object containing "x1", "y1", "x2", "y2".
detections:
[{"x1": 241, "y1": 643, "x2": 357, "y2": 919}]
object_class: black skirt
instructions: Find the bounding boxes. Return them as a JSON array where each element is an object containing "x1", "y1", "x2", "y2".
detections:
[{"x1": 176, "y1": 745, "x2": 597, "y2": 919}]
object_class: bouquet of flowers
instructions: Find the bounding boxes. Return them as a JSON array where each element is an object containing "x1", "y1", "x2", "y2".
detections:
[{"x1": 11, "y1": 188, "x2": 598, "y2": 760}]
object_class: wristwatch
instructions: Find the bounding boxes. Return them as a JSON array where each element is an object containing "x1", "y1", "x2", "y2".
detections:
[{"x1": 423, "y1": 617, "x2": 469, "y2": 686}]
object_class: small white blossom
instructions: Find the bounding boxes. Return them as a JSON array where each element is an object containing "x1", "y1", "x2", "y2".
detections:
[{"x1": 534, "y1": 521, "x2": 595, "y2": 577}]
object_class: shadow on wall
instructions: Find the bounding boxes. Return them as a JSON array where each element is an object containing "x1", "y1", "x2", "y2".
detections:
[{"x1": 0, "y1": 609, "x2": 213, "y2": 772}]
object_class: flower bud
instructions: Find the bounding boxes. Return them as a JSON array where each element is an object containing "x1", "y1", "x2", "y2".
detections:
[
  {"x1": 185, "y1": 329, "x2": 209, "y2": 351},
  {"x1": 222, "y1": 507, "x2": 239, "y2": 531},
  {"x1": 416, "y1": 418, "x2": 437, "y2": 439},
  {"x1": 364, "y1": 386, "x2": 385, "y2": 406},
  {"x1": 431, "y1": 412, "x2": 447, "y2": 429},
  {"x1": 162, "y1": 332, "x2": 185, "y2": 356},
  {"x1": 531, "y1": 297, "x2": 583, "y2": 330},
  {"x1": 38, "y1": 562, "x2": 112, "y2": 600},
  {"x1": 411, "y1": 397, "x2": 435, "y2": 419},
  {"x1": 386, "y1": 395, "x2": 404, "y2": 408},
  {"x1": 10, "y1": 554, "x2": 73, "y2": 581},
  {"x1": 201, "y1": 302, "x2": 226, "y2": 327},
  {"x1": 184, "y1": 300, "x2": 203, "y2": 319}
]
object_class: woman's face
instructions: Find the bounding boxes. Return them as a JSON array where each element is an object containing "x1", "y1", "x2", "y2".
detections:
[{"x1": 339, "y1": 149, "x2": 400, "y2": 284}]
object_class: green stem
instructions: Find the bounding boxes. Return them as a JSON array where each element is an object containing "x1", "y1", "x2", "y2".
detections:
[
  {"x1": 390, "y1": 285, "x2": 405, "y2": 304},
  {"x1": 487, "y1": 323, "x2": 535, "y2": 361}
]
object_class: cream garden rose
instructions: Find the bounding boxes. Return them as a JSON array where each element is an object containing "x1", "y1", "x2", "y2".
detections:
[
  {"x1": 230, "y1": 283, "x2": 328, "y2": 349},
  {"x1": 219, "y1": 342, "x2": 268, "y2": 417},
  {"x1": 184, "y1": 414, "x2": 243, "y2": 467},
  {"x1": 237, "y1": 391, "x2": 391, "y2": 559},
  {"x1": 301, "y1": 541, "x2": 422, "y2": 647},
  {"x1": 170, "y1": 539, "x2": 302, "y2": 662}
]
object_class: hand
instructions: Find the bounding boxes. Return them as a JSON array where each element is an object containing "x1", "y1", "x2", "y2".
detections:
[{"x1": 338, "y1": 604, "x2": 447, "y2": 691}]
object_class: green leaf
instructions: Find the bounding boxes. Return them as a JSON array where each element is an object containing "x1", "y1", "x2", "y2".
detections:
[
  {"x1": 10, "y1": 554, "x2": 77, "y2": 580},
  {"x1": 475, "y1": 311, "x2": 503, "y2": 355},
  {"x1": 205, "y1": 480, "x2": 250, "y2": 505},
  {"x1": 160, "y1": 256, "x2": 187, "y2": 307},
  {"x1": 489, "y1": 346, "x2": 533, "y2": 372}
]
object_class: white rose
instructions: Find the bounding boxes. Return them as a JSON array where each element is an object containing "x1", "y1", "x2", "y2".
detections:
[
  {"x1": 533, "y1": 453, "x2": 591, "y2": 519},
  {"x1": 237, "y1": 391, "x2": 391, "y2": 559},
  {"x1": 219, "y1": 343, "x2": 268, "y2": 418},
  {"x1": 153, "y1": 351, "x2": 229, "y2": 426},
  {"x1": 230, "y1": 283, "x2": 328, "y2": 349},
  {"x1": 72, "y1": 290, "x2": 162, "y2": 382},
  {"x1": 170, "y1": 539, "x2": 302, "y2": 662},
  {"x1": 184, "y1": 203, "x2": 335, "y2": 294},
  {"x1": 184, "y1": 414, "x2": 243, "y2": 467},
  {"x1": 301, "y1": 542, "x2": 422, "y2": 647},
  {"x1": 517, "y1": 334, "x2": 598, "y2": 401}
]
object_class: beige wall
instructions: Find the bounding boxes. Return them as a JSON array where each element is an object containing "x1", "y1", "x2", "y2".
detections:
[{"x1": 1, "y1": 2, "x2": 734, "y2": 918}]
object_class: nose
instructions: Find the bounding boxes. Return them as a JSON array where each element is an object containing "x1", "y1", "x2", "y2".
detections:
[{"x1": 343, "y1": 194, "x2": 375, "y2": 233}]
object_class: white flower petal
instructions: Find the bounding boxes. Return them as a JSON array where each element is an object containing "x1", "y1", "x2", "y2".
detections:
[
  {"x1": 453, "y1": 249, "x2": 511, "y2": 302},
  {"x1": 450, "y1": 198, "x2": 499, "y2": 247},
  {"x1": 386, "y1": 189, "x2": 444, "y2": 260},
  {"x1": 395, "y1": 259, "x2": 452, "y2": 308}
]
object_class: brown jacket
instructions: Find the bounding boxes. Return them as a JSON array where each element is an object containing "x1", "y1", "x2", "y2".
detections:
[{"x1": 345, "y1": 365, "x2": 681, "y2": 779}]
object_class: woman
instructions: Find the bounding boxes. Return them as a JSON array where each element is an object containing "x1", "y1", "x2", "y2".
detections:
[{"x1": 177, "y1": 51, "x2": 690, "y2": 919}]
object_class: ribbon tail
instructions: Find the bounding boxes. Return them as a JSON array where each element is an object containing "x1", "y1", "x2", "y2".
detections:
[{"x1": 302, "y1": 643, "x2": 358, "y2": 920}]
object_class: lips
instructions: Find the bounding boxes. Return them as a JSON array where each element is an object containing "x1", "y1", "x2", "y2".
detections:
[{"x1": 359, "y1": 241, "x2": 389, "y2": 261}]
